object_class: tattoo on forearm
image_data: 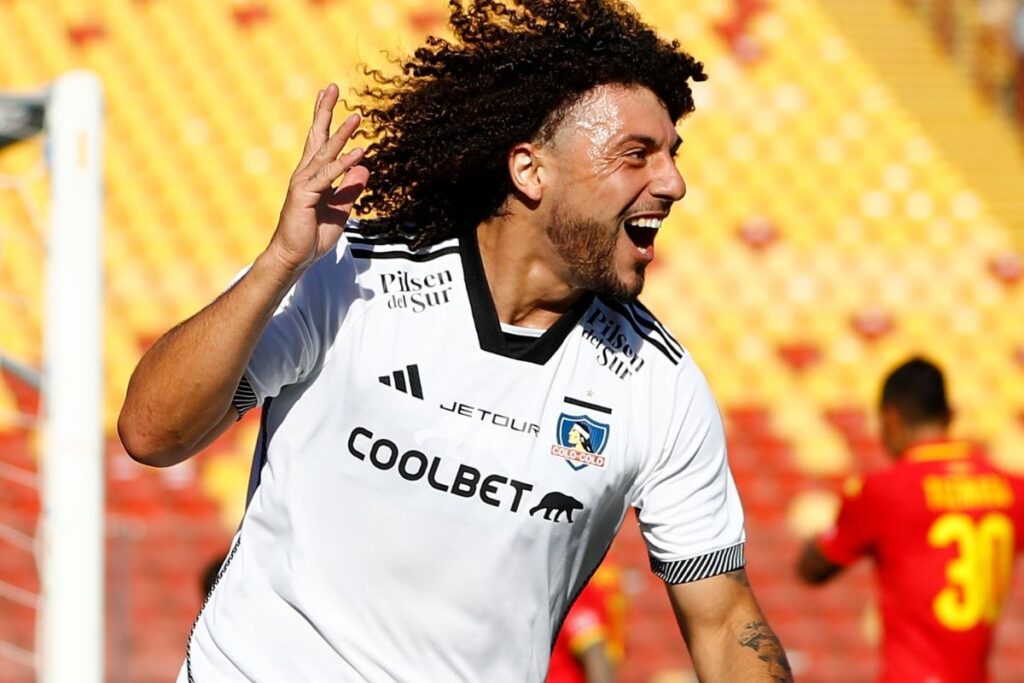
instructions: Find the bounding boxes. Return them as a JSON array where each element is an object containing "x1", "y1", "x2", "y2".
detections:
[
  {"x1": 724, "y1": 568, "x2": 750, "y2": 587},
  {"x1": 738, "y1": 621, "x2": 793, "y2": 682}
]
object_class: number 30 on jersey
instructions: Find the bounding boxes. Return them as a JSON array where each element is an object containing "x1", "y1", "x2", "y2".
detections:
[{"x1": 928, "y1": 512, "x2": 1014, "y2": 631}]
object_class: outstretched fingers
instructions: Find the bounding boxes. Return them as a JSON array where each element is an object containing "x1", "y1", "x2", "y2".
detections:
[
  {"x1": 297, "y1": 84, "x2": 363, "y2": 172},
  {"x1": 305, "y1": 147, "x2": 366, "y2": 194},
  {"x1": 310, "y1": 111, "x2": 362, "y2": 173},
  {"x1": 289, "y1": 84, "x2": 369, "y2": 200},
  {"x1": 298, "y1": 84, "x2": 336, "y2": 167}
]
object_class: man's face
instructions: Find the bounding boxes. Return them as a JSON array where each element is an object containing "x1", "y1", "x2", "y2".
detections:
[{"x1": 540, "y1": 84, "x2": 686, "y2": 301}]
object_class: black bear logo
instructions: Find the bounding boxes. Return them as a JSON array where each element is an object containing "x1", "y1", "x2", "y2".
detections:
[{"x1": 529, "y1": 491, "x2": 584, "y2": 523}]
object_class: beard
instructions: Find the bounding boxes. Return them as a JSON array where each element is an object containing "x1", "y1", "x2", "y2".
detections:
[{"x1": 545, "y1": 208, "x2": 645, "y2": 302}]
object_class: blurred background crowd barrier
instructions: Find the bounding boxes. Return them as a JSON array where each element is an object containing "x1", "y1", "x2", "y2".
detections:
[{"x1": 2, "y1": 0, "x2": 1024, "y2": 681}]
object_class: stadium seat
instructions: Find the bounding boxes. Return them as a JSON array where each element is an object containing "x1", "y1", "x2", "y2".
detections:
[{"x1": 3, "y1": 0, "x2": 1024, "y2": 679}]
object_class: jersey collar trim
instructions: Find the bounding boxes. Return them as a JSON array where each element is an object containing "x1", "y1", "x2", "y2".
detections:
[
  {"x1": 904, "y1": 440, "x2": 972, "y2": 463},
  {"x1": 459, "y1": 228, "x2": 594, "y2": 365}
]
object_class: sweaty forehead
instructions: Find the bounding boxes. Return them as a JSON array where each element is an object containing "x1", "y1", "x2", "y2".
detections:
[{"x1": 549, "y1": 84, "x2": 672, "y2": 151}]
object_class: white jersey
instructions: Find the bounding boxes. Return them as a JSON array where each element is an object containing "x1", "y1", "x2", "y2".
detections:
[{"x1": 181, "y1": 223, "x2": 746, "y2": 682}]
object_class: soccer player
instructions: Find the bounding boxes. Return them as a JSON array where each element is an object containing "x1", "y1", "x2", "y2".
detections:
[
  {"x1": 118, "y1": 1, "x2": 791, "y2": 680},
  {"x1": 547, "y1": 564, "x2": 623, "y2": 683},
  {"x1": 797, "y1": 357, "x2": 1024, "y2": 682}
]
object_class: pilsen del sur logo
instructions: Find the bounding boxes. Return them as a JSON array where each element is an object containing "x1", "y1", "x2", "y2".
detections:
[{"x1": 550, "y1": 414, "x2": 610, "y2": 471}]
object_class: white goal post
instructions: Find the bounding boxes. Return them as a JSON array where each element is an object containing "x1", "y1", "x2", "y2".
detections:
[{"x1": 36, "y1": 70, "x2": 104, "y2": 683}]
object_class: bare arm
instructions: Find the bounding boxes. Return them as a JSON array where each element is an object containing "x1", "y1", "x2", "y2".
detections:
[
  {"x1": 118, "y1": 84, "x2": 369, "y2": 467},
  {"x1": 577, "y1": 640, "x2": 616, "y2": 683},
  {"x1": 796, "y1": 539, "x2": 844, "y2": 585},
  {"x1": 117, "y1": 254, "x2": 302, "y2": 466},
  {"x1": 667, "y1": 569, "x2": 792, "y2": 682}
]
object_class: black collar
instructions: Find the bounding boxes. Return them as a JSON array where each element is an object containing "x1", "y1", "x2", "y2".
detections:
[{"x1": 459, "y1": 228, "x2": 594, "y2": 365}]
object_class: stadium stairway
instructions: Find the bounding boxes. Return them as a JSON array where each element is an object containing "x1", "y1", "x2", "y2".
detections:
[{"x1": 816, "y1": 0, "x2": 1024, "y2": 246}]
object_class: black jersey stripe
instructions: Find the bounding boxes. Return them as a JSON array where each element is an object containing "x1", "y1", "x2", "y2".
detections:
[
  {"x1": 245, "y1": 396, "x2": 273, "y2": 508},
  {"x1": 344, "y1": 218, "x2": 415, "y2": 241},
  {"x1": 344, "y1": 217, "x2": 430, "y2": 246},
  {"x1": 564, "y1": 396, "x2": 613, "y2": 415},
  {"x1": 345, "y1": 226, "x2": 415, "y2": 240},
  {"x1": 345, "y1": 233, "x2": 416, "y2": 246},
  {"x1": 350, "y1": 245, "x2": 461, "y2": 262},
  {"x1": 232, "y1": 375, "x2": 258, "y2": 418},
  {"x1": 614, "y1": 301, "x2": 679, "y2": 362},
  {"x1": 346, "y1": 234, "x2": 459, "y2": 251},
  {"x1": 650, "y1": 543, "x2": 745, "y2": 584},
  {"x1": 612, "y1": 301, "x2": 681, "y2": 358},
  {"x1": 597, "y1": 299, "x2": 680, "y2": 365},
  {"x1": 615, "y1": 301, "x2": 684, "y2": 362},
  {"x1": 630, "y1": 300, "x2": 685, "y2": 358}
]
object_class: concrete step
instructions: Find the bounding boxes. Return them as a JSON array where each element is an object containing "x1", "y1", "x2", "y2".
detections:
[{"x1": 815, "y1": 0, "x2": 1024, "y2": 245}]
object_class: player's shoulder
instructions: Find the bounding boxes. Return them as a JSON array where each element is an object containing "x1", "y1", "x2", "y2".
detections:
[
  {"x1": 584, "y1": 296, "x2": 688, "y2": 373},
  {"x1": 855, "y1": 461, "x2": 933, "y2": 510},
  {"x1": 298, "y1": 218, "x2": 462, "y2": 303},
  {"x1": 864, "y1": 462, "x2": 907, "y2": 488},
  {"x1": 841, "y1": 467, "x2": 896, "y2": 503}
]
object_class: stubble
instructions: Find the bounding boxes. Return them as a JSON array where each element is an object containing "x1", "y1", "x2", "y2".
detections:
[{"x1": 545, "y1": 209, "x2": 644, "y2": 302}]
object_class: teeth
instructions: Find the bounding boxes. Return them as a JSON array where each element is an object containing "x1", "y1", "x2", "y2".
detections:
[{"x1": 626, "y1": 217, "x2": 663, "y2": 230}]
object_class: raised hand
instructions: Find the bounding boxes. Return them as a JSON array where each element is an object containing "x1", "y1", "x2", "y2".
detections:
[{"x1": 266, "y1": 83, "x2": 370, "y2": 275}]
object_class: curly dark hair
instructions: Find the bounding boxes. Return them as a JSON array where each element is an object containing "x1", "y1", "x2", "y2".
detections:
[{"x1": 351, "y1": 0, "x2": 706, "y2": 246}]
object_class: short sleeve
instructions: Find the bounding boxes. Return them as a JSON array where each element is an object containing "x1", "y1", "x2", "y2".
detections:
[
  {"x1": 232, "y1": 240, "x2": 363, "y2": 416},
  {"x1": 816, "y1": 475, "x2": 880, "y2": 566},
  {"x1": 631, "y1": 361, "x2": 746, "y2": 584}
]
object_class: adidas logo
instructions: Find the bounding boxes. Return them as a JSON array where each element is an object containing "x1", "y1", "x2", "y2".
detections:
[{"x1": 378, "y1": 364, "x2": 423, "y2": 399}]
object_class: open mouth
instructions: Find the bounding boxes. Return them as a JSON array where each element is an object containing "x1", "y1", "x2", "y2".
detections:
[{"x1": 623, "y1": 216, "x2": 662, "y2": 255}]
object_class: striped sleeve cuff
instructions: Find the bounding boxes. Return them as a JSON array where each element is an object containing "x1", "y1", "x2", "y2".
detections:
[
  {"x1": 232, "y1": 375, "x2": 258, "y2": 419},
  {"x1": 650, "y1": 543, "x2": 745, "y2": 584}
]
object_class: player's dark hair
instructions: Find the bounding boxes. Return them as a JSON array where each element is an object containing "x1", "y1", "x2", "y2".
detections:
[
  {"x1": 350, "y1": 0, "x2": 706, "y2": 246},
  {"x1": 880, "y1": 357, "x2": 951, "y2": 425}
]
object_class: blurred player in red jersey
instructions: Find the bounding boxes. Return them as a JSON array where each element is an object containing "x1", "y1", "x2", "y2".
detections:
[
  {"x1": 797, "y1": 357, "x2": 1024, "y2": 683},
  {"x1": 548, "y1": 564, "x2": 625, "y2": 683}
]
